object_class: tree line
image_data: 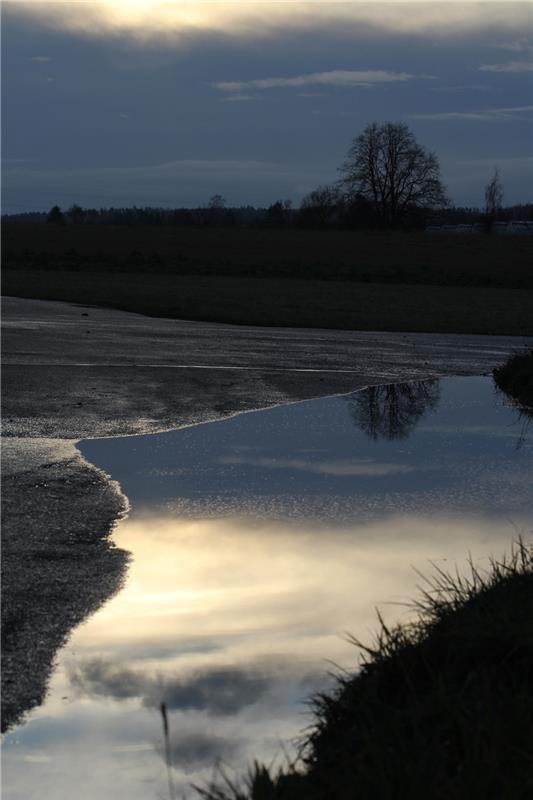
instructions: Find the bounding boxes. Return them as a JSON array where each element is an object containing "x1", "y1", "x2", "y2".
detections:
[
  {"x1": 8, "y1": 199, "x2": 531, "y2": 231},
  {"x1": 4, "y1": 122, "x2": 530, "y2": 231}
]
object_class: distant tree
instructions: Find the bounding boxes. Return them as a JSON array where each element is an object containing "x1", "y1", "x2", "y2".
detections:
[
  {"x1": 267, "y1": 199, "x2": 292, "y2": 227},
  {"x1": 339, "y1": 122, "x2": 448, "y2": 227},
  {"x1": 46, "y1": 205, "x2": 65, "y2": 225},
  {"x1": 300, "y1": 184, "x2": 342, "y2": 228},
  {"x1": 484, "y1": 167, "x2": 504, "y2": 232},
  {"x1": 207, "y1": 194, "x2": 226, "y2": 209},
  {"x1": 205, "y1": 194, "x2": 228, "y2": 225},
  {"x1": 208, "y1": 194, "x2": 226, "y2": 210},
  {"x1": 67, "y1": 203, "x2": 84, "y2": 224}
]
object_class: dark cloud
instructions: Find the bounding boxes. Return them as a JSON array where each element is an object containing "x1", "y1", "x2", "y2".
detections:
[{"x1": 68, "y1": 659, "x2": 273, "y2": 715}]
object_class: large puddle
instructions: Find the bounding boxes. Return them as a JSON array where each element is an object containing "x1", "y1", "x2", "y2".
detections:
[{"x1": 3, "y1": 377, "x2": 531, "y2": 799}]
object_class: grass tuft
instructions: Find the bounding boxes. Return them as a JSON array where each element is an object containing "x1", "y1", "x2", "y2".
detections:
[
  {"x1": 493, "y1": 349, "x2": 533, "y2": 412},
  {"x1": 195, "y1": 760, "x2": 303, "y2": 800}
]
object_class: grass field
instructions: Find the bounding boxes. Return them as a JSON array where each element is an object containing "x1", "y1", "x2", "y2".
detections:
[
  {"x1": 4, "y1": 268, "x2": 532, "y2": 335},
  {"x1": 4, "y1": 223, "x2": 533, "y2": 286},
  {"x1": 3, "y1": 224, "x2": 533, "y2": 334}
]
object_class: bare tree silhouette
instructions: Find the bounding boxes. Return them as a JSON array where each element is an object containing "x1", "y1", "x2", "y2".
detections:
[
  {"x1": 485, "y1": 168, "x2": 504, "y2": 217},
  {"x1": 339, "y1": 122, "x2": 448, "y2": 227}
]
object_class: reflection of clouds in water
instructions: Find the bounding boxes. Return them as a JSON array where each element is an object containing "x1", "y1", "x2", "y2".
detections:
[
  {"x1": 68, "y1": 660, "x2": 273, "y2": 715},
  {"x1": 23, "y1": 754, "x2": 52, "y2": 764},
  {"x1": 6, "y1": 512, "x2": 527, "y2": 799},
  {"x1": 4, "y1": 378, "x2": 530, "y2": 799},
  {"x1": 420, "y1": 423, "x2": 531, "y2": 441},
  {"x1": 167, "y1": 732, "x2": 241, "y2": 771},
  {"x1": 67, "y1": 513, "x2": 525, "y2": 683},
  {"x1": 219, "y1": 456, "x2": 415, "y2": 477},
  {"x1": 158, "y1": 475, "x2": 530, "y2": 523}
]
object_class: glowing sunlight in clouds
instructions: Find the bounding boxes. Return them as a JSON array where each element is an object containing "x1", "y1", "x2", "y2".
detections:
[{"x1": 9, "y1": 1, "x2": 528, "y2": 41}]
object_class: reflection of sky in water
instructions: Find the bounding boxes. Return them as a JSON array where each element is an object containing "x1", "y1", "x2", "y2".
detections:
[{"x1": 3, "y1": 378, "x2": 531, "y2": 800}]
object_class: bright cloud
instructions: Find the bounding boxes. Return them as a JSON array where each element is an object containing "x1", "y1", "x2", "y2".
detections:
[
  {"x1": 7, "y1": 1, "x2": 531, "y2": 40},
  {"x1": 219, "y1": 455, "x2": 415, "y2": 477},
  {"x1": 215, "y1": 69, "x2": 419, "y2": 93}
]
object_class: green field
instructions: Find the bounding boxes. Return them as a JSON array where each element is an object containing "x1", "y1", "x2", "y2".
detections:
[{"x1": 3, "y1": 224, "x2": 533, "y2": 334}]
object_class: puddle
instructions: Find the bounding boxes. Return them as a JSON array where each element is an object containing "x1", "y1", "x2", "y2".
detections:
[{"x1": 2, "y1": 377, "x2": 531, "y2": 799}]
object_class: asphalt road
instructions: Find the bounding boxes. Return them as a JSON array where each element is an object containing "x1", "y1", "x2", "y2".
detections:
[{"x1": 2, "y1": 296, "x2": 528, "y2": 732}]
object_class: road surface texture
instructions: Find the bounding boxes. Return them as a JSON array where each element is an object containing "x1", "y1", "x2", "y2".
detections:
[{"x1": 2, "y1": 296, "x2": 528, "y2": 732}]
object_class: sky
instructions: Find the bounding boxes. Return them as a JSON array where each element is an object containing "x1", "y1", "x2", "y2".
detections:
[{"x1": 2, "y1": 1, "x2": 532, "y2": 211}]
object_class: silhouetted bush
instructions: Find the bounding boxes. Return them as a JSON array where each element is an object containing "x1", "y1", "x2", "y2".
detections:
[{"x1": 494, "y1": 350, "x2": 533, "y2": 412}]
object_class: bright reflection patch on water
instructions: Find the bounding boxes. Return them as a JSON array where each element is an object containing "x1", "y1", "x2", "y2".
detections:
[{"x1": 2, "y1": 378, "x2": 531, "y2": 800}]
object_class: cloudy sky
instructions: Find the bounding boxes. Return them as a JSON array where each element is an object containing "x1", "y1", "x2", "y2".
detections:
[{"x1": 2, "y1": 1, "x2": 532, "y2": 211}]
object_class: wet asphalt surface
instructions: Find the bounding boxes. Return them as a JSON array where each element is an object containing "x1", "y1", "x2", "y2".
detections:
[{"x1": 2, "y1": 296, "x2": 528, "y2": 732}]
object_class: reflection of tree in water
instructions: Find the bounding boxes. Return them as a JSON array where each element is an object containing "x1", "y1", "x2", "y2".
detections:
[{"x1": 349, "y1": 380, "x2": 441, "y2": 441}]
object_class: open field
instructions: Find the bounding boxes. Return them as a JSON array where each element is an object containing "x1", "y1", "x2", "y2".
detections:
[
  {"x1": 3, "y1": 223, "x2": 533, "y2": 287},
  {"x1": 4, "y1": 224, "x2": 533, "y2": 334},
  {"x1": 3, "y1": 268, "x2": 532, "y2": 335}
]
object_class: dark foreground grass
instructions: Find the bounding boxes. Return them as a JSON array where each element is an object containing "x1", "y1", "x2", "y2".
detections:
[
  {"x1": 197, "y1": 542, "x2": 533, "y2": 800},
  {"x1": 494, "y1": 351, "x2": 533, "y2": 411}
]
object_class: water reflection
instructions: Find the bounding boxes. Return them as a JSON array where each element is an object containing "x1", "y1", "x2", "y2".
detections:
[
  {"x1": 7, "y1": 514, "x2": 528, "y2": 799},
  {"x1": 2, "y1": 377, "x2": 531, "y2": 800},
  {"x1": 69, "y1": 659, "x2": 274, "y2": 716},
  {"x1": 348, "y1": 380, "x2": 441, "y2": 440}
]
